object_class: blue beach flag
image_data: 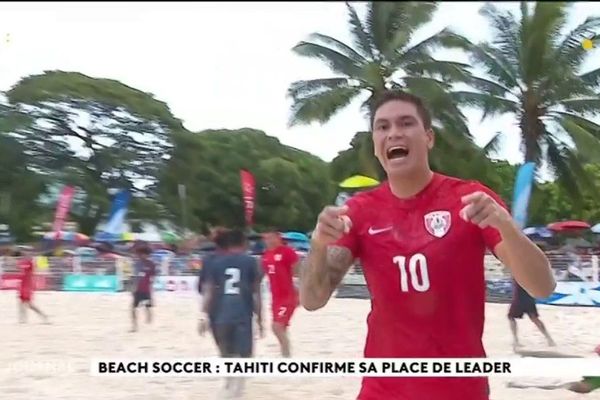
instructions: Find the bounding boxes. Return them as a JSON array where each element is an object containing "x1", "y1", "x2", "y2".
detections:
[{"x1": 511, "y1": 162, "x2": 536, "y2": 230}]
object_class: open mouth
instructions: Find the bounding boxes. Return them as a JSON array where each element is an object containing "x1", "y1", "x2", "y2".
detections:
[{"x1": 386, "y1": 146, "x2": 409, "y2": 160}]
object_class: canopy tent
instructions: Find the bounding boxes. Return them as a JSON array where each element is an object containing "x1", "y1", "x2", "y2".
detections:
[
  {"x1": 339, "y1": 175, "x2": 380, "y2": 189},
  {"x1": 42, "y1": 231, "x2": 89, "y2": 242},
  {"x1": 547, "y1": 221, "x2": 591, "y2": 231},
  {"x1": 282, "y1": 231, "x2": 310, "y2": 242},
  {"x1": 591, "y1": 223, "x2": 600, "y2": 234},
  {"x1": 94, "y1": 232, "x2": 137, "y2": 242},
  {"x1": 523, "y1": 226, "x2": 553, "y2": 238}
]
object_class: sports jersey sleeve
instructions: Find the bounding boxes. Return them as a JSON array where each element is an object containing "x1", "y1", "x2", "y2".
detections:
[
  {"x1": 331, "y1": 196, "x2": 361, "y2": 259},
  {"x1": 285, "y1": 247, "x2": 299, "y2": 266}
]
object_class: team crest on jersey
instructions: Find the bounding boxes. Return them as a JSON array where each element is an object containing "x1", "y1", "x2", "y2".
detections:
[
  {"x1": 274, "y1": 254, "x2": 282, "y2": 262},
  {"x1": 424, "y1": 211, "x2": 451, "y2": 238}
]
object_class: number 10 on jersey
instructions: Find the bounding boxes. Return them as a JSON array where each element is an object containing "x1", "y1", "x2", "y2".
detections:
[{"x1": 393, "y1": 254, "x2": 430, "y2": 292}]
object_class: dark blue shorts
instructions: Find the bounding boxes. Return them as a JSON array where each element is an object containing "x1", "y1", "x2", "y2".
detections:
[{"x1": 211, "y1": 320, "x2": 253, "y2": 358}]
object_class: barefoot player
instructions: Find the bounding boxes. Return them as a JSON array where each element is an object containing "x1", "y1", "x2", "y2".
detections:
[
  {"x1": 301, "y1": 90, "x2": 555, "y2": 400},
  {"x1": 508, "y1": 278, "x2": 555, "y2": 350},
  {"x1": 15, "y1": 249, "x2": 49, "y2": 324},
  {"x1": 130, "y1": 243, "x2": 156, "y2": 332},
  {"x1": 199, "y1": 228, "x2": 264, "y2": 398},
  {"x1": 261, "y1": 229, "x2": 299, "y2": 357}
]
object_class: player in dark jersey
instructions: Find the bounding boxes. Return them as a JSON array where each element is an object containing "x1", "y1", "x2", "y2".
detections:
[
  {"x1": 130, "y1": 243, "x2": 156, "y2": 332},
  {"x1": 508, "y1": 279, "x2": 555, "y2": 350},
  {"x1": 301, "y1": 90, "x2": 555, "y2": 400},
  {"x1": 199, "y1": 228, "x2": 263, "y2": 398}
]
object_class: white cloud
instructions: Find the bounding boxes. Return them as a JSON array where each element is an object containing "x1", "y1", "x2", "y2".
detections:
[{"x1": 0, "y1": 1, "x2": 599, "y2": 166}]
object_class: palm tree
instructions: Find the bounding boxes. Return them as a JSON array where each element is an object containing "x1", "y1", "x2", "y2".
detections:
[
  {"x1": 455, "y1": 2, "x2": 600, "y2": 197},
  {"x1": 288, "y1": 1, "x2": 490, "y2": 179}
]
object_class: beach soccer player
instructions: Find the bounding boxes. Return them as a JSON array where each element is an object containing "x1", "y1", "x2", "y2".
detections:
[
  {"x1": 199, "y1": 229, "x2": 264, "y2": 398},
  {"x1": 508, "y1": 279, "x2": 555, "y2": 350},
  {"x1": 261, "y1": 228, "x2": 300, "y2": 357},
  {"x1": 300, "y1": 90, "x2": 556, "y2": 400},
  {"x1": 15, "y1": 249, "x2": 49, "y2": 324},
  {"x1": 507, "y1": 346, "x2": 600, "y2": 393},
  {"x1": 130, "y1": 243, "x2": 156, "y2": 332}
]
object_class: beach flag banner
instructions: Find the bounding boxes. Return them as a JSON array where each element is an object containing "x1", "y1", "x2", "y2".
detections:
[
  {"x1": 240, "y1": 170, "x2": 255, "y2": 226},
  {"x1": 511, "y1": 162, "x2": 536, "y2": 229}
]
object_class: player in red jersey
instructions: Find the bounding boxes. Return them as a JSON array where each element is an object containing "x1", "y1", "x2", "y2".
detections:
[
  {"x1": 15, "y1": 249, "x2": 49, "y2": 324},
  {"x1": 261, "y1": 229, "x2": 299, "y2": 357},
  {"x1": 300, "y1": 90, "x2": 555, "y2": 400}
]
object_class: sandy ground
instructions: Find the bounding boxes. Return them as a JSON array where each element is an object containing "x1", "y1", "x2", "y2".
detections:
[{"x1": 1, "y1": 291, "x2": 599, "y2": 400}]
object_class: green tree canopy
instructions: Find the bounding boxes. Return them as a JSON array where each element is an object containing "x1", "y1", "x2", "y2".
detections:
[
  {"x1": 0, "y1": 134, "x2": 46, "y2": 240},
  {"x1": 159, "y1": 129, "x2": 335, "y2": 233},
  {"x1": 2, "y1": 71, "x2": 185, "y2": 233}
]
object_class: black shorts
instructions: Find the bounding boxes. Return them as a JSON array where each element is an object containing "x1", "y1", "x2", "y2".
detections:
[
  {"x1": 508, "y1": 297, "x2": 538, "y2": 319},
  {"x1": 133, "y1": 291, "x2": 153, "y2": 308},
  {"x1": 211, "y1": 320, "x2": 253, "y2": 358}
]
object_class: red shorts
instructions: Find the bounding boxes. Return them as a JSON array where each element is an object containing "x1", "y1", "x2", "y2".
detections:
[
  {"x1": 272, "y1": 300, "x2": 297, "y2": 327},
  {"x1": 19, "y1": 290, "x2": 32, "y2": 302}
]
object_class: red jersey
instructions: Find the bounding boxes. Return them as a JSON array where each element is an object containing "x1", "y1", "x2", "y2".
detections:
[
  {"x1": 262, "y1": 245, "x2": 299, "y2": 303},
  {"x1": 335, "y1": 173, "x2": 506, "y2": 400},
  {"x1": 18, "y1": 258, "x2": 34, "y2": 297}
]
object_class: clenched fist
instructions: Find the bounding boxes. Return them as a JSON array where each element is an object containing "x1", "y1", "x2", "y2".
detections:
[
  {"x1": 311, "y1": 205, "x2": 352, "y2": 249},
  {"x1": 460, "y1": 191, "x2": 512, "y2": 230}
]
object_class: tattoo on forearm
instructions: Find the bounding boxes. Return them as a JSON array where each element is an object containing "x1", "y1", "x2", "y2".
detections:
[
  {"x1": 301, "y1": 246, "x2": 353, "y2": 295},
  {"x1": 326, "y1": 246, "x2": 354, "y2": 287}
]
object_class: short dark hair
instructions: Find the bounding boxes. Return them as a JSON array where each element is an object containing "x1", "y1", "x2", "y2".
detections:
[
  {"x1": 227, "y1": 229, "x2": 247, "y2": 248},
  {"x1": 214, "y1": 228, "x2": 231, "y2": 250},
  {"x1": 214, "y1": 228, "x2": 246, "y2": 250},
  {"x1": 370, "y1": 90, "x2": 432, "y2": 130}
]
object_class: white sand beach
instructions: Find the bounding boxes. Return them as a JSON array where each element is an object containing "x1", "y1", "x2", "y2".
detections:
[{"x1": 1, "y1": 291, "x2": 598, "y2": 400}]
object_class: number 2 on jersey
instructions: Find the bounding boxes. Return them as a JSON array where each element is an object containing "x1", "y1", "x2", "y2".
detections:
[
  {"x1": 393, "y1": 253, "x2": 430, "y2": 292},
  {"x1": 224, "y1": 267, "x2": 240, "y2": 295}
]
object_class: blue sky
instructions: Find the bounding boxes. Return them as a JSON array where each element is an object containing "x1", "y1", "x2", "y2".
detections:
[{"x1": 0, "y1": 1, "x2": 598, "y2": 168}]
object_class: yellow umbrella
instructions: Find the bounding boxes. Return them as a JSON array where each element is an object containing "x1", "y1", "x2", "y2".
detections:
[
  {"x1": 122, "y1": 232, "x2": 136, "y2": 242},
  {"x1": 339, "y1": 175, "x2": 380, "y2": 189}
]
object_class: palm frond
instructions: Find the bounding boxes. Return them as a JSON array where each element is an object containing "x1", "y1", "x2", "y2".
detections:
[
  {"x1": 545, "y1": 135, "x2": 582, "y2": 199},
  {"x1": 556, "y1": 16, "x2": 600, "y2": 69},
  {"x1": 288, "y1": 86, "x2": 361, "y2": 127},
  {"x1": 579, "y1": 66, "x2": 600, "y2": 88},
  {"x1": 556, "y1": 114, "x2": 600, "y2": 161},
  {"x1": 386, "y1": 2, "x2": 438, "y2": 56},
  {"x1": 366, "y1": 2, "x2": 437, "y2": 60},
  {"x1": 467, "y1": 43, "x2": 520, "y2": 89},
  {"x1": 521, "y1": 2, "x2": 569, "y2": 83},
  {"x1": 292, "y1": 41, "x2": 362, "y2": 77},
  {"x1": 345, "y1": 2, "x2": 376, "y2": 60},
  {"x1": 483, "y1": 132, "x2": 503, "y2": 156},
  {"x1": 287, "y1": 78, "x2": 350, "y2": 100},
  {"x1": 452, "y1": 91, "x2": 519, "y2": 117},
  {"x1": 307, "y1": 33, "x2": 368, "y2": 66},
  {"x1": 401, "y1": 28, "x2": 473, "y2": 63},
  {"x1": 468, "y1": 76, "x2": 513, "y2": 98},
  {"x1": 560, "y1": 98, "x2": 600, "y2": 115},
  {"x1": 551, "y1": 111, "x2": 600, "y2": 133},
  {"x1": 480, "y1": 3, "x2": 522, "y2": 69},
  {"x1": 403, "y1": 60, "x2": 473, "y2": 84},
  {"x1": 540, "y1": 75, "x2": 594, "y2": 105}
]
